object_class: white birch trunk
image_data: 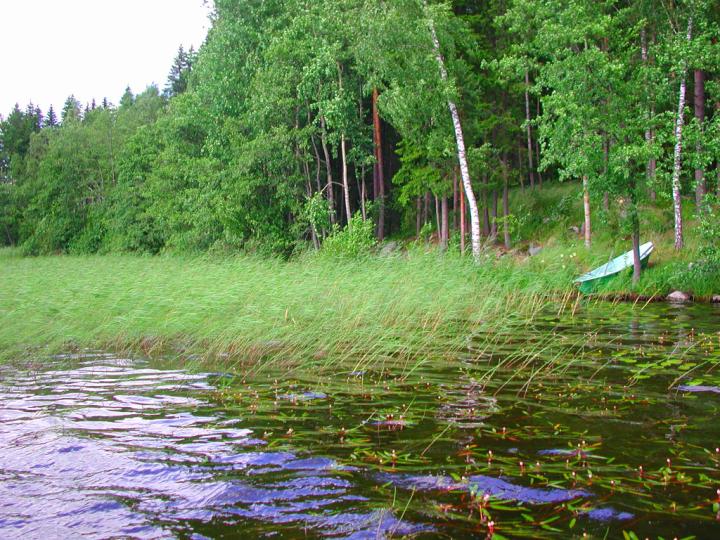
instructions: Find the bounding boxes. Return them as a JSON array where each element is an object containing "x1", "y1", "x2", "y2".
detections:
[
  {"x1": 583, "y1": 175, "x2": 591, "y2": 248},
  {"x1": 340, "y1": 133, "x2": 351, "y2": 228},
  {"x1": 426, "y1": 6, "x2": 481, "y2": 259},
  {"x1": 672, "y1": 17, "x2": 692, "y2": 251}
]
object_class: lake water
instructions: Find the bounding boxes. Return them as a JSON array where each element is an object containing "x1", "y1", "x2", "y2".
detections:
[{"x1": 1, "y1": 303, "x2": 719, "y2": 539}]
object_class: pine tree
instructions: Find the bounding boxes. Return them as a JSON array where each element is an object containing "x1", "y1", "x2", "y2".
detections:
[
  {"x1": 44, "y1": 105, "x2": 58, "y2": 128},
  {"x1": 120, "y1": 86, "x2": 135, "y2": 108},
  {"x1": 164, "y1": 45, "x2": 192, "y2": 97}
]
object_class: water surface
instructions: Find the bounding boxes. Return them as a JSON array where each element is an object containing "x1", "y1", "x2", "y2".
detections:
[{"x1": 1, "y1": 303, "x2": 720, "y2": 539}]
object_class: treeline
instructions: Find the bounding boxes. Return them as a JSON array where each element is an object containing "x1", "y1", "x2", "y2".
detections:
[{"x1": 1, "y1": 1, "x2": 719, "y2": 270}]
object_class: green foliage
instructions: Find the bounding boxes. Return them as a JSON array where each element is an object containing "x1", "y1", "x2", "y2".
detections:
[
  {"x1": 1, "y1": 0, "x2": 719, "y2": 271},
  {"x1": 321, "y1": 213, "x2": 376, "y2": 258}
]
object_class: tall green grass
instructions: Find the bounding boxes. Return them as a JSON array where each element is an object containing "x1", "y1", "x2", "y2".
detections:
[{"x1": 0, "y1": 249, "x2": 568, "y2": 368}]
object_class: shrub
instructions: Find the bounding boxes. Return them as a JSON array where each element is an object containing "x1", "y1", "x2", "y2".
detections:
[{"x1": 321, "y1": 213, "x2": 376, "y2": 258}]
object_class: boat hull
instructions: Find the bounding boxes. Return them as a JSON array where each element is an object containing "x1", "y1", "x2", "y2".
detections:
[{"x1": 575, "y1": 243, "x2": 654, "y2": 295}]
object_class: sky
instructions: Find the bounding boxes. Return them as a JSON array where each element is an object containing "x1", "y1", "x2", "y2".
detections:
[{"x1": 0, "y1": 0, "x2": 213, "y2": 116}]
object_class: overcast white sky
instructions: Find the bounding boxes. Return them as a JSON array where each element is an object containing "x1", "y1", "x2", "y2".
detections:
[{"x1": 0, "y1": 0, "x2": 213, "y2": 116}]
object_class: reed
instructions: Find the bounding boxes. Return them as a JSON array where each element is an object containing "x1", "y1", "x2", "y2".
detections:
[{"x1": 0, "y1": 249, "x2": 567, "y2": 367}]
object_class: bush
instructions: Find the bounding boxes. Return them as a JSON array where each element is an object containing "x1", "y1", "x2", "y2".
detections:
[{"x1": 321, "y1": 213, "x2": 376, "y2": 258}]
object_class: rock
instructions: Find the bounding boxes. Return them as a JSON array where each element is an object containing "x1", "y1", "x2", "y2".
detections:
[
  {"x1": 528, "y1": 244, "x2": 543, "y2": 257},
  {"x1": 666, "y1": 291, "x2": 691, "y2": 303},
  {"x1": 379, "y1": 241, "x2": 400, "y2": 256},
  {"x1": 712, "y1": 295, "x2": 720, "y2": 304}
]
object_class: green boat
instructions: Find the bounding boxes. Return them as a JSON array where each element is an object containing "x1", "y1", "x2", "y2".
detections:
[{"x1": 574, "y1": 242, "x2": 654, "y2": 294}]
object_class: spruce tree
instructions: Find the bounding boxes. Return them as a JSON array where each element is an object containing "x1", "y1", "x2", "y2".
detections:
[
  {"x1": 164, "y1": 45, "x2": 192, "y2": 97},
  {"x1": 44, "y1": 105, "x2": 58, "y2": 128}
]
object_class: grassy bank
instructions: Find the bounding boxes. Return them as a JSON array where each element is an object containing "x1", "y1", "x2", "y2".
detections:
[
  {"x1": 1, "y1": 249, "x2": 569, "y2": 367},
  {"x1": 1, "y1": 185, "x2": 716, "y2": 366},
  {"x1": 466, "y1": 183, "x2": 720, "y2": 298}
]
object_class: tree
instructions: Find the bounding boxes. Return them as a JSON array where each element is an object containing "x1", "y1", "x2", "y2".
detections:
[
  {"x1": 45, "y1": 105, "x2": 58, "y2": 128},
  {"x1": 120, "y1": 86, "x2": 135, "y2": 109},
  {"x1": 61, "y1": 95, "x2": 82, "y2": 123},
  {"x1": 164, "y1": 45, "x2": 194, "y2": 97}
]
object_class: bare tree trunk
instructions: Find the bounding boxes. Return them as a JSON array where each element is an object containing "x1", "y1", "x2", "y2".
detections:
[
  {"x1": 460, "y1": 182, "x2": 466, "y2": 254},
  {"x1": 583, "y1": 175, "x2": 591, "y2": 248},
  {"x1": 502, "y1": 157, "x2": 511, "y2": 249},
  {"x1": 319, "y1": 115, "x2": 336, "y2": 225},
  {"x1": 602, "y1": 138, "x2": 610, "y2": 212},
  {"x1": 536, "y1": 98, "x2": 543, "y2": 188},
  {"x1": 452, "y1": 171, "x2": 458, "y2": 230},
  {"x1": 340, "y1": 133, "x2": 352, "y2": 227},
  {"x1": 694, "y1": 69, "x2": 706, "y2": 208},
  {"x1": 631, "y1": 213, "x2": 641, "y2": 284},
  {"x1": 441, "y1": 196, "x2": 449, "y2": 251},
  {"x1": 482, "y1": 174, "x2": 490, "y2": 236},
  {"x1": 427, "y1": 7, "x2": 481, "y2": 259},
  {"x1": 672, "y1": 17, "x2": 692, "y2": 251},
  {"x1": 372, "y1": 88, "x2": 385, "y2": 240},
  {"x1": 525, "y1": 69, "x2": 535, "y2": 189},
  {"x1": 337, "y1": 66, "x2": 352, "y2": 228},
  {"x1": 423, "y1": 192, "x2": 430, "y2": 225},
  {"x1": 306, "y1": 178, "x2": 321, "y2": 250},
  {"x1": 434, "y1": 195, "x2": 441, "y2": 238},
  {"x1": 357, "y1": 165, "x2": 367, "y2": 221},
  {"x1": 630, "y1": 178, "x2": 642, "y2": 285},
  {"x1": 517, "y1": 145, "x2": 525, "y2": 191}
]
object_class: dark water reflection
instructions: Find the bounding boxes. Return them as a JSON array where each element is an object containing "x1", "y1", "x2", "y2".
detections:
[{"x1": 1, "y1": 303, "x2": 720, "y2": 539}]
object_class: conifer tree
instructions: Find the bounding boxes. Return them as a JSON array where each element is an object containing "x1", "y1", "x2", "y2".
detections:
[{"x1": 45, "y1": 105, "x2": 58, "y2": 128}]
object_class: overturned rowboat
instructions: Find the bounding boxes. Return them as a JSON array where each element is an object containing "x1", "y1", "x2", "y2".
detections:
[{"x1": 574, "y1": 242, "x2": 654, "y2": 294}]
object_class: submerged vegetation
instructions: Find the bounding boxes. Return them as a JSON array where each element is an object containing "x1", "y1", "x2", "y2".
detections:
[{"x1": 2, "y1": 301, "x2": 720, "y2": 539}]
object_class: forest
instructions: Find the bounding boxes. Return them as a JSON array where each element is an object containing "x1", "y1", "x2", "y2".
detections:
[{"x1": 1, "y1": 0, "x2": 719, "y2": 286}]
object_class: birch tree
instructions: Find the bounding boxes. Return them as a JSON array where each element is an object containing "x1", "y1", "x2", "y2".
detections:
[{"x1": 424, "y1": 2, "x2": 481, "y2": 259}]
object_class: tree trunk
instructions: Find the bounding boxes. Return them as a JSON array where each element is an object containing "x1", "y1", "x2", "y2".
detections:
[
  {"x1": 441, "y1": 196, "x2": 449, "y2": 251},
  {"x1": 423, "y1": 192, "x2": 430, "y2": 225},
  {"x1": 452, "y1": 171, "x2": 458, "y2": 230},
  {"x1": 694, "y1": 69, "x2": 705, "y2": 208},
  {"x1": 482, "y1": 174, "x2": 490, "y2": 236},
  {"x1": 434, "y1": 195, "x2": 441, "y2": 238},
  {"x1": 460, "y1": 182, "x2": 466, "y2": 254},
  {"x1": 491, "y1": 190, "x2": 498, "y2": 238},
  {"x1": 358, "y1": 165, "x2": 367, "y2": 221},
  {"x1": 340, "y1": 133, "x2": 352, "y2": 228},
  {"x1": 338, "y1": 66, "x2": 352, "y2": 228},
  {"x1": 502, "y1": 158, "x2": 511, "y2": 249},
  {"x1": 372, "y1": 88, "x2": 385, "y2": 240},
  {"x1": 672, "y1": 17, "x2": 692, "y2": 251},
  {"x1": 427, "y1": 7, "x2": 481, "y2": 259},
  {"x1": 525, "y1": 69, "x2": 535, "y2": 189},
  {"x1": 536, "y1": 98, "x2": 543, "y2": 188},
  {"x1": 517, "y1": 145, "x2": 525, "y2": 191},
  {"x1": 631, "y1": 212, "x2": 641, "y2": 284},
  {"x1": 583, "y1": 175, "x2": 591, "y2": 248},
  {"x1": 319, "y1": 115, "x2": 335, "y2": 225},
  {"x1": 306, "y1": 179, "x2": 321, "y2": 250},
  {"x1": 630, "y1": 178, "x2": 642, "y2": 285},
  {"x1": 602, "y1": 138, "x2": 610, "y2": 212}
]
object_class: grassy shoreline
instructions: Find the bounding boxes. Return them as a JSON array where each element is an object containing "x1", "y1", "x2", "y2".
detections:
[
  {"x1": 0, "y1": 249, "x2": 555, "y2": 366},
  {"x1": 1, "y1": 238, "x2": 715, "y2": 366}
]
